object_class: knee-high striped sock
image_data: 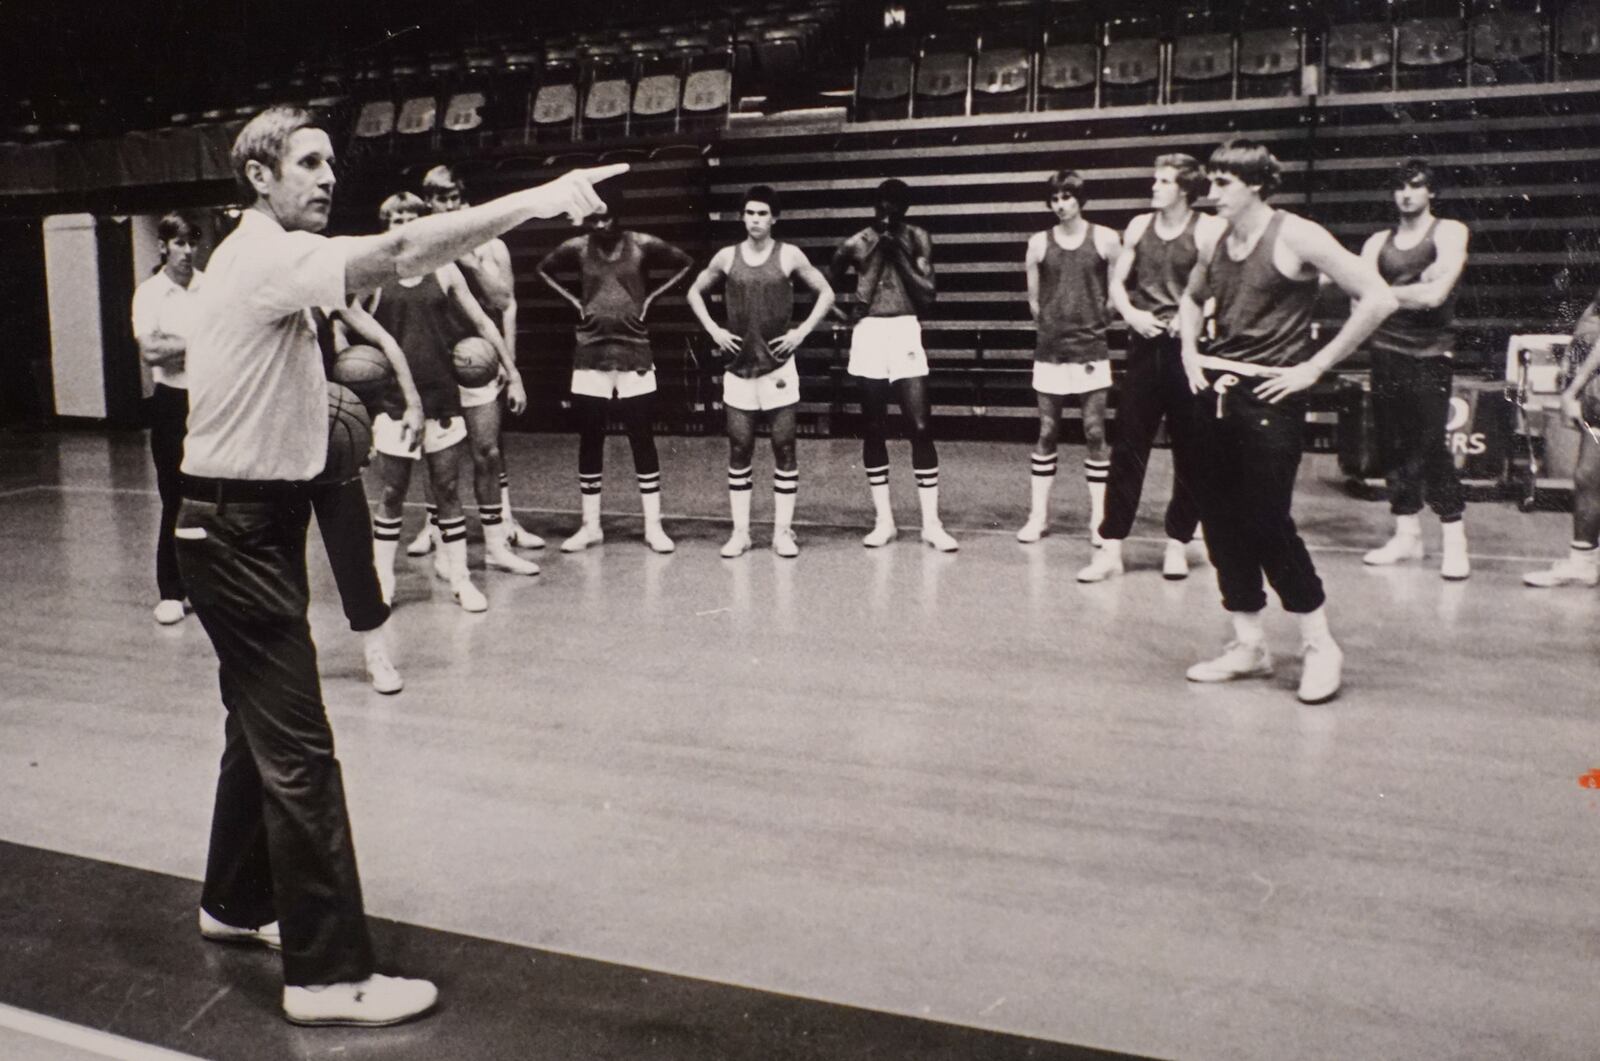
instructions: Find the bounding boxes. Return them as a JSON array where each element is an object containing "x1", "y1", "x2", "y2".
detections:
[
  {"x1": 637, "y1": 469, "x2": 660, "y2": 497},
  {"x1": 914, "y1": 465, "x2": 941, "y2": 529},
  {"x1": 373, "y1": 515, "x2": 402, "y2": 599},
  {"x1": 437, "y1": 515, "x2": 469, "y2": 582},
  {"x1": 866, "y1": 464, "x2": 891, "y2": 525},
  {"x1": 1085, "y1": 458, "x2": 1110, "y2": 539},
  {"x1": 479, "y1": 504, "x2": 503, "y2": 530},
  {"x1": 1029, "y1": 452, "x2": 1057, "y2": 523},
  {"x1": 728, "y1": 466, "x2": 753, "y2": 533},
  {"x1": 774, "y1": 468, "x2": 798, "y2": 533}
]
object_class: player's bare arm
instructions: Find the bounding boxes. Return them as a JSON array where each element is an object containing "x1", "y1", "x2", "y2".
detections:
[
  {"x1": 535, "y1": 239, "x2": 587, "y2": 315},
  {"x1": 1024, "y1": 231, "x2": 1047, "y2": 322},
  {"x1": 1254, "y1": 216, "x2": 1398, "y2": 403},
  {"x1": 638, "y1": 236, "x2": 695, "y2": 320},
  {"x1": 687, "y1": 247, "x2": 740, "y2": 354},
  {"x1": 1392, "y1": 219, "x2": 1469, "y2": 310},
  {"x1": 1110, "y1": 215, "x2": 1163, "y2": 339},
  {"x1": 331, "y1": 300, "x2": 424, "y2": 447},
  {"x1": 1177, "y1": 227, "x2": 1218, "y2": 394},
  {"x1": 769, "y1": 244, "x2": 836, "y2": 358},
  {"x1": 441, "y1": 263, "x2": 526, "y2": 414}
]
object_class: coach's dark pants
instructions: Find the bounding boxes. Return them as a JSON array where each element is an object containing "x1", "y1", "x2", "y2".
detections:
[
  {"x1": 310, "y1": 478, "x2": 389, "y2": 633},
  {"x1": 1370, "y1": 350, "x2": 1465, "y2": 522},
  {"x1": 149, "y1": 384, "x2": 188, "y2": 601},
  {"x1": 176, "y1": 482, "x2": 375, "y2": 987},
  {"x1": 1099, "y1": 334, "x2": 1202, "y2": 543},
  {"x1": 1192, "y1": 382, "x2": 1326, "y2": 615}
]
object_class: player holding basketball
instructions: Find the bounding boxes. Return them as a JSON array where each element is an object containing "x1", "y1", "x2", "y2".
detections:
[
  {"x1": 174, "y1": 105, "x2": 622, "y2": 1027},
  {"x1": 1015, "y1": 170, "x2": 1123, "y2": 550},
  {"x1": 1357, "y1": 159, "x2": 1473, "y2": 580},
  {"x1": 536, "y1": 185, "x2": 694, "y2": 553},
  {"x1": 1178, "y1": 140, "x2": 1397, "y2": 704},
  {"x1": 418, "y1": 165, "x2": 545, "y2": 555},
  {"x1": 1523, "y1": 288, "x2": 1600, "y2": 588},
  {"x1": 1080, "y1": 155, "x2": 1221, "y2": 582},
  {"x1": 687, "y1": 184, "x2": 835, "y2": 558},
  {"x1": 367, "y1": 192, "x2": 532, "y2": 611},
  {"x1": 829, "y1": 178, "x2": 957, "y2": 552},
  {"x1": 132, "y1": 212, "x2": 203, "y2": 626}
]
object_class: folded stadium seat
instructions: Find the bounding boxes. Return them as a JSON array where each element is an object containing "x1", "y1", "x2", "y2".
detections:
[
  {"x1": 393, "y1": 56, "x2": 440, "y2": 152},
  {"x1": 855, "y1": 35, "x2": 916, "y2": 120},
  {"x1": 1325, "y1": 21, "x2": 1397, "y2": 94},
  {"x1": 1170, "y1": 30, "x2": 1237, "y2": 102},
  {"x1": 480, "y1": 44, "x2": 540, "y2": 146},
  {"x1": 1397, "y1": 14, "x2": 1469, "y2": 89},
  {"x1": 1469, "y1": 7, "x2": 1547, "y2": 85},
  {"x1": 533, "y1": 46, "x2": 580, "y2": 143},
  {"x1": 758, "y1": 26, "x2": 812, "y2": 101},
  {"x1": 1036, "y1": 31, "x2": 1098, "y2": 112},
  {"x1": 972, "y1": 28, "x2": 1035, "y2": 114},
  {"x1": 914, "y1": 33, "x2": 975, "y2": 117},
  {"x1": 1236, "y1": 26, "x2": 1305, "y2": 97},
  {"x1": 351, "y1": 64, "x2": 398, "y2": 152},
  {"x1": 1100, "y1": 15, "x2": 1162, "y2": 107},
  {"x1": 1556, "y1": 0, "x2": 1600, "y2": 80},
  {"x1": 632, "y1": 44, "x2": 685, "y2": 137},
  {"x1": 439, "y1": 47, "x2": 495, "y2": 147},
  {"x1": 680, "y1": 42, "x2": 735, "y2": 134},
  {"x1": 306, "y1": 63, "x2": 353, "y2": 129},
  {"x1": 580, "y1": 46, "x2": 634, "y2": 140},
  {"x1": 737, "y1": 13, "x2": 786, "y2": 95}
]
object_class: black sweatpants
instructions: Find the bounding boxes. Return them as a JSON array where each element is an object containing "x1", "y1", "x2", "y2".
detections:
[
  {"x1": 1191, "y1": 380, "x2": 1326, "y2": 615},
  {"x1": 1098, "y1": 334, "x2": 1202, "y2": 543},
  {"x1": 310, "y1": 477, "x2": 389, "y2": 633},
  {"x1": 1370, "y1": 350, "x2": 1465, "y2": 522},
  {"x1": 176, "y1": 483, "x2": 376, "y2": 987},
  {"x1": 148, "y1": 384, "x2": 188, "y2": 601}
]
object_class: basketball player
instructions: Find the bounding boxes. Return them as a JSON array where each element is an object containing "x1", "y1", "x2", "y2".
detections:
[
  {"x1": 175, "y1": 104, "x2": 621, "y2": 1025},
  {"x1": 1081, "y1": 155, "x2": 1222, "y2": 582},
  {"x1": 686, "y1": 184, "x2": 836, "y2": 557},
  {"x1": 1357, "y1": 159, "x2": 1472, "y2": 579},
  {"x1": 132, "y1": 212, "x2": 202, "y2": 625},
  {"x1": 1523, "y1": 288, "x2": 1600, "y2": 588},
  {"x1": 1015, "y1": 170, "x2": 1122, "y2": 550},
  {"x1": 311, "y1": 296, "x2": 422, "y2": 693},
  {"x1": 536, "y1": 186, "x2": 694, "y2": 553},
  {"x1": 418, "y1": 165, "x2": 545, "y2": 555},
  {"x1": 368, "y1": 191, "x2": 531, "y2": 610},
  {"x1": 1178, "y1": 140, "x2": 1398, "y2": 705},
  {"x1": 829, "y1": 178, "x2": 957, "y2": 551}
]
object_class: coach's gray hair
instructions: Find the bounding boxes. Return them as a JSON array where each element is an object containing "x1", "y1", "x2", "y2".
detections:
[{"x1": 231, "y1": 105, "x2": 317, "y2": 200}]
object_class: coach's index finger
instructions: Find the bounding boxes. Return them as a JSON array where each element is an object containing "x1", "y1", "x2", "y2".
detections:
[{"x1": 575, "y1": 163, "x2": 631, "y2": 185}]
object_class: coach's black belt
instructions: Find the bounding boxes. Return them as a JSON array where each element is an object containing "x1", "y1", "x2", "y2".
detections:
[{"x1": 183, "y1": 477, "x2": 314, "y2": 504}]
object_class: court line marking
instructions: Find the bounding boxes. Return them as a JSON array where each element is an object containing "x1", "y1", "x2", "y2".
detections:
[
  {"x1": 0, "y1": 1003, "x2": 204, "y2": 1061},
  {"x1": 17, "y1": 482, "x2": 1571, "y2": 565}
]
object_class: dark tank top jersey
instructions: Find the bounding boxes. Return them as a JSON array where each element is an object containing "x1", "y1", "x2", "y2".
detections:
[
  {"x1": 1035, "y1": 227, "x2": 1110, "y2": 365},
  {"x1": 372, "y1": 273, "x2": 462, "y2": 418},
  {"x1": 1129, "y1": 212, "x2": 1200, "y2": 324},
  {"x1": 1207, "y1": 212, "x2": 1318, "y2": 368},
  {"x1": 574, "y1": 232, "x2": 655, "y2": 374},
  {"x1": 725, "y1": 240, "x2": 795, "y2": 379},
  {"x1": 1365, "y1": 219, "x2": 1457, "y2": 359}
]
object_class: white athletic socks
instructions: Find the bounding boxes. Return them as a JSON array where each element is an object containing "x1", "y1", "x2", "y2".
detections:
[
  {"x1": 562, "y1": 474, "x2": 605, "y2": 553},
  {"x1": 1085, "y1": 458, "x2": 1110, "y2": 544},
  {"x1": 915, "y1": 467, "x2": 958, "y2": 552},
  {"x1": 774, "y1": 469, "x2": 798, "y2": 533},
  {"x1": 1018, "y1": 452, "x2": 1056, "y2": 543},
  {"x1": 864, "y1": 463, "x2": 894, "y2": 545},
  {"x1": 480, "y1": 504, "x2": 539, "y2": 575},
  {"x1": 406, "y1": 505, "x2": 439, "y2": 556},
  {"x1": 639, "y1": 472, "x2": 674, "y2": 554},
  {"x1": 1297, "y1": 605, "x2": 1334, "y2": 650},
  {"x1": 1439, "y1": 519, "x2": 1470, "y2": 581},
  {"x1": 373, "y1": 516, "x2": 403, "y2": 604},
  {"x1": 1233, "y1": 610, "x2": 1267, "y2": 647},
  {"x1": 723, "y1": 466, "x2": 753, "y2": 557},
  {"x1": 438, "y1": 516, "x2": 487, "y2": 611}
]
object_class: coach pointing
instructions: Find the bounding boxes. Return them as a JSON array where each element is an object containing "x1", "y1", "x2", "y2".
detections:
[{"x1": 176, "y1": 105, "x2": 624, "y2": 1027}]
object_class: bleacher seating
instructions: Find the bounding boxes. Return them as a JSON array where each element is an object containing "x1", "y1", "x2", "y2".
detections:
[{"x1": 914, "y1": 34, "x2": 976, "y2": 118}]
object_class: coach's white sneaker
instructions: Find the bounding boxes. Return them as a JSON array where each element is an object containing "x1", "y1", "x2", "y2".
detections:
[
  {"x1": 199, "y1": 908, "x2": 281, "y2": 950},
  {"x1": 1297, "y1": 639, "x2": 1344, "y2": 704},
  {"x1": 452, "y1": 578, "x2": 488, "y2": 613},
  {"x1": 506, "y1": 522, "x2": 546, "y2": 550},
  {"x1": 1076, "y1": 540, "x2": 1123, "y2": 583},
  {"x1": 363, "y1": 631, "x2": 403, "y2": 695},
  {"x1": 1363, "y1": 528, "x2": 1424, "y2": 566},
  {"x1": 561, "y1": 524, "x2": 604, "y2": 553},
  {"x1": 485, "y1": 527, "x2": 540, "y2": 576},
  {"x1": 1522, "y1": 554, "x2": 1600, "y2": 587},
  {"x1": 1162, "y1": 539, "x2": 1190, "y2": 580},
  {"x1": 1015, "y1": 517, "x2": 1047, "y2": 544},
  {"x1": 862, "y1": 520, "x2": 898, "y2": 548},
  {"x1": 772, "y1": 528, "x2": 800, "y2": 558},
  {"x1": 405, "y1": 524, "x2": 435, "y2": 557},
  {"x1": 920, "y1": 523, "x2": 959, "y2": 553},
  {"x1": 720, "y1": 531, "x2": 751, "y2": 559},
  {"x1": 1186, "y1": 640, "x2": 1274, "y2": 683},
  {"x1": 282, "y1": 974, "x2": 438, "y2": 1028},
  {"x1": 153, "y1": 599, "x2": 186, "y2": 625}
]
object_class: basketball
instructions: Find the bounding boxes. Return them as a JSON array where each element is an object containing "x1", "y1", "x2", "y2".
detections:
[
  {"x1": 316, "y1": 382, "x2": 373, "y2": 484},
  {"x1": 331, "y1": 344, "x2": 392, "y2": 390},
  {"x1": 452, "y1": 336, "x2": 499, "y2": 387}
]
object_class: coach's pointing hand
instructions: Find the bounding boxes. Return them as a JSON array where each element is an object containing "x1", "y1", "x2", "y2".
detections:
[{"x1": 526, "y1": 163, "x2": 631, "y2": 225}]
